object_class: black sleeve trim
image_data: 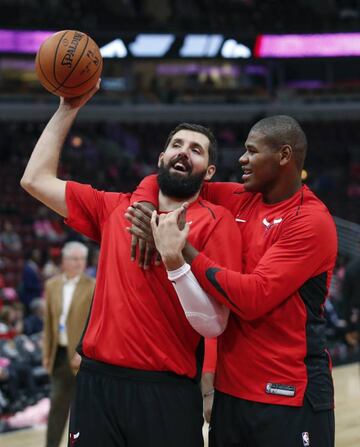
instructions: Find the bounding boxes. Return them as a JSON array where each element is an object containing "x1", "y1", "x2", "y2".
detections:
[
  {"x1": 205, "y1": 267, "x2": 241, "y2": 312},
  {"x1": 198, "y1": 200, "x2": 216, "y2": 219}
]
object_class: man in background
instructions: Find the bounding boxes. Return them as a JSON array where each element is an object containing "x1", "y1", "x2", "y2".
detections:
[{"x1": 43, "y1": 241, "x2": 95, "y2": 447}]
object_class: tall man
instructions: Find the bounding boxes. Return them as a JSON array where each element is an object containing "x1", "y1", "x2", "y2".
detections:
[
  {"x1": 130, "y1": 115, "x2": 338, "y2": 447},
  {"x1": 43, "y1": 241, "x2": 94, "y2": 447},
  {"x1": 20, "y1": 83, "x2": 241, "y2": 447}
]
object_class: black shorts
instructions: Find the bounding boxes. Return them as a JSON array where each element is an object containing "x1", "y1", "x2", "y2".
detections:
[
  {"x1": 68, "y1": 358, "x2": 204, "y2": 447},
  {"x1": 209, "y1": 390, "x2": 334, "y2": 447}
]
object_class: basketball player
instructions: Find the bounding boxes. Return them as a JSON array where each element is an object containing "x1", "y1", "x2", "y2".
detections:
[
  {"x1": 128, "y1": 116, "x2": 337, "y2": 447},
  {"x1": 20, "y1": 84, "x2": 242, "y2": 447}
]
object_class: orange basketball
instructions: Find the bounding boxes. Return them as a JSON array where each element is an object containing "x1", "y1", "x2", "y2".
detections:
[{"x1": 35, "y1": 30, "x2": 103, "y2": 98}]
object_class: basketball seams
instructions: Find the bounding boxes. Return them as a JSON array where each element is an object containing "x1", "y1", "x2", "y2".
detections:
[
  {"x1": 35, "y1": 30, "x2": 102, "y2": 97},
  {"x1": 52, "y1": 30, "x2": 69, "y2": 89},
  {"x1": 53, "y1": 34, "x2": 90, "y2": 93},
  {"x1": 36, "y1": 51, "x2": 59, "y2": 91},
  {"x1": 36, "y1": 32, "x2": 68, "y2": 92},
  {"x1": 62, "y1": 55, "x2": 102, "y2": 89}
]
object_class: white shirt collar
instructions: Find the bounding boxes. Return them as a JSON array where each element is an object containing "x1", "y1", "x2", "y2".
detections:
[{"x1": 62, "y1": 274, "x2": 81, "y2": 285}]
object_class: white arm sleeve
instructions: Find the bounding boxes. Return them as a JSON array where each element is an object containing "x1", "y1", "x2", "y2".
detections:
[{"x1": 167, "y1": 263, "x2": 230, "y2": 337}]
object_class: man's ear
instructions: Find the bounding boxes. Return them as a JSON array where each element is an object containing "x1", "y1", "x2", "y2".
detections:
[
  {"x1": 204, "y1": 165, "x2": 216, "y2": 181},
  {"x1": 279, "y1": 145, "x2": 292, "y2": 166},
  {"x1": 158, "y1": 152, "x2": 165, "y2": 168}
]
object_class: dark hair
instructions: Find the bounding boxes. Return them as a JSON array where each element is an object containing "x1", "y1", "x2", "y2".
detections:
[
  {"x1": 251, "y1": 115, "x2": 308, "y2": 171},
  {"x1": 164, "y1": 123, "x2": 217, "y2": 165}
]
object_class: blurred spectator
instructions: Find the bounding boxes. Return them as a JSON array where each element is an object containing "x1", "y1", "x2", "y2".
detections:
[
  {"x1": 0, "y1": 220, "x2": 22, "y2": 252},
  {"x1": 33, "y1": 207, "x2": 65, "y2": 243},
  {"x1": 1, "y1": 287, "x2": 18, "y2": 304},
  {"x1": 23, "y1": 298, "x2": 45, "y2": 336},
  {"x1": 0, "y1": 356, "x2": 11, "y2": 412},
  {"x1": 0, "y1": 273, "x2": 5, "y2": 289},
  {"x1": 42, "y1": 247, "x2": 62, "y2": 280},
  {"x1": 85, "y1": 247, "x2": 99, "y2": 278},
  {"x1": 324, "y1": 299, "x2": 347, "y2": 340},
  {"x1": 11, "y1": 302, "x2": 25, "y2": 335},
  {"x1": 19, "y1": 249, "x2": 43, "y2": 315},
  {"x1": 342, "y1": 254, "x2": 360, "y2": 347},
  {"x1": 43, "y1": 241, "x2": 95, "y2": 447},
  {"x1": 0, "y1": 338, "x2": 40, "y2": 412},
  {"x1": 328, "y1": 255, "x2": 348, "y2": 304},
  {"x1": 0, "y1": 306, "x2": 18, "y2": 339}
]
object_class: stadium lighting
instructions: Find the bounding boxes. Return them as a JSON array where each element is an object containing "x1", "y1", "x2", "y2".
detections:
[
  {"x1": 180, "y1": 35, "x2": 224, "y2": 57},
  {"x1": 255, "y1": 33, "x2": 360, "y2": 58},
  {"x1": 129, "y1": 34, "x2": 175, "y2": 57},
  {"x1": 221, "y1": 39, "x2": 251, "y2": 58},
  {"x1": 100, "y1": 39, "x2": 127, "y2": 58}
]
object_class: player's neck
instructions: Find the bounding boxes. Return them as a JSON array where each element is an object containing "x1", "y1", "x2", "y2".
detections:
[
  {"x1": 158, "y1": 190, "x2": 200, "y2": 211},
  {"x1": 262, "y1": 177, "x2": 302, "y2": 204}
]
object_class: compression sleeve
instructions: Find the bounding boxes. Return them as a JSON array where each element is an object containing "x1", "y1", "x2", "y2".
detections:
[{"x1": 167, "y1": 263, "x2": 229, "y2": 337}]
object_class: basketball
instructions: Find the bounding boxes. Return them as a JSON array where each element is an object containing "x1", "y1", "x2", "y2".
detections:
[{"x1": 35, "y1": 30, "x2": 103, "y2": 98}]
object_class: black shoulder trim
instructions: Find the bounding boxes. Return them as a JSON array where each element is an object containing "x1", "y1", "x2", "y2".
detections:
[
  {"x1": 205, "y1": 267, "x2": 241, "y2": 311},
  {"x1": 198, "y1": 200, "x2": 216, "y2": 219}
]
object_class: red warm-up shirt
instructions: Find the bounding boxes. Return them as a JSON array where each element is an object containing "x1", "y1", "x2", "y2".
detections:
[
  {"x1": 132, "y1": 175, "x2": 338, "y2": 408},
  {"x1": 65, "y1": 181, "x2": 241, "y2": 379}
]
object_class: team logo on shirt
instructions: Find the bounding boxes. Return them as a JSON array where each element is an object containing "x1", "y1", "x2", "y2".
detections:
[
  {"x1": 262, "y1": 217, "x2": 283, "y2": 229},
  {"x1": 69, "y1": 431, "x2": 80, "y2": 446},
  {"x1": 302, "y1": 432, "x2": 310, "y2": 446}
]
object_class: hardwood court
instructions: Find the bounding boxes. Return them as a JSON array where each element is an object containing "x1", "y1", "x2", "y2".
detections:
[{"x1": 2, "y1": 362, "x2": 359, "y2": 447}]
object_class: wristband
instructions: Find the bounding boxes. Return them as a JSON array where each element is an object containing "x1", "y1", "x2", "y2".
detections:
[
  {"x1": 203, "y1": 389, "x2": 215, "y2": 398},
  {"x1": 167, "y1": 263, "x2": 190, "y2": 281}
]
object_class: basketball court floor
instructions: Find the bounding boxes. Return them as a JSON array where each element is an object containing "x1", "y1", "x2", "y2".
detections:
[{"x1": 2, "y1": 362, "x2": 359, "y2": 447}]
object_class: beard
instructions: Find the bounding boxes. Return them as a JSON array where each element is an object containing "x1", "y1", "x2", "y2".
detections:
[{"x1": 157, "y1": 160, "x2": 207, "y2": 199}]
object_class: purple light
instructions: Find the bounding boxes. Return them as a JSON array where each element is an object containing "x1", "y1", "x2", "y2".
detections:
[
  {"x1": 0, "y1": 29, "x2": 53, "y2": 54},
  {"x1": 256, "y1": 33, "x2": 360, "y2": 58},
  {"x1": 156, "y1": 63, "x2": 241, "y2": 76}
]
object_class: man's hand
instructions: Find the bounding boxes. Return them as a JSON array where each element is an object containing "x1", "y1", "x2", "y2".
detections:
[
  {"x1": 125, "y1": 202, "x2": 155, "y2": 245},
  {"x1": 125, "y1": 202, "x2": 160, "y2": 269},
  {"x1": 59, "y1": 78, "x2": 101, "y2": 111},
  {"x1": 150, "y1": 204, "x2": 189, "y2": 271},
  {"x1": 70, "y1": 352, "x2": 82, "y2": 374}
]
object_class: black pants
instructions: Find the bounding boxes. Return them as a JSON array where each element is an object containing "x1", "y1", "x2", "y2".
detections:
[
  {"x1": 68, "y1": 358, "x2": 204, "y2": 447},
  {"x1": 209, "y1": 390, "x2": 334, "y2": 447}
]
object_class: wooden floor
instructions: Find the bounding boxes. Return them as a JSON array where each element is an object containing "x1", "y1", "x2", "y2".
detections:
[{"x1": 2, "y1": 363, "x2": 359, "y2": 447}]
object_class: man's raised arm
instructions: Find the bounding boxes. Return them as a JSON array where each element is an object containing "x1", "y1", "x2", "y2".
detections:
[{"x1": 20, "y1": 83, "x2": 99, "y2": 218}]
